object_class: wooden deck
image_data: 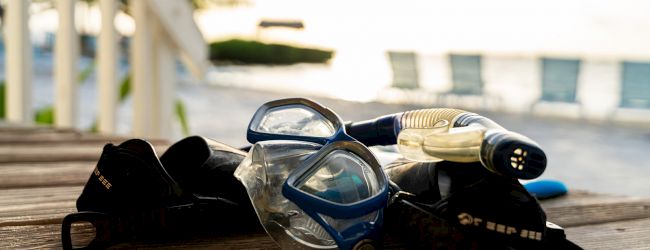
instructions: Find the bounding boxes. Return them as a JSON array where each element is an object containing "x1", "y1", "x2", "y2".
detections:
[{"x1": 1, "y1": 124, "x2": 649, "y2": 249}]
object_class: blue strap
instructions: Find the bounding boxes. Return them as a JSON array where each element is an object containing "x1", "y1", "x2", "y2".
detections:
[{"x1": 523, "y1": 179, "x2": 568, "y2": 199}]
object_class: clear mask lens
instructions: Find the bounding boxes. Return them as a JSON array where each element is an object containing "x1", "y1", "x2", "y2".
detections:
[
  {"x1": 234, "y1": 141, "x2": 338, "y2": 249},
  {"x1": 242, "y1": 99, "x2": 385, "y2": 249},
  {"x1": 298, "y1": 150, "x2": 380, "y2": 204},
  {"x1": 252, "y1": 105, "x2": 336, "y2": 138}
]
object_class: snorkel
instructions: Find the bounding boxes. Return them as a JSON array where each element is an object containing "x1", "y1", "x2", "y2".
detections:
[
  {"x1": 346, "y1": 108, "x2": 547, "y2": 180},
  {"x1": 235, "y1": 98, "x2": 548, "y2": 249}
]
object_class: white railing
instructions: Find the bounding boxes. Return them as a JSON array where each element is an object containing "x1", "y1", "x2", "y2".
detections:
[
  {"x1": 4, "y1": 0, "x2": 207, "y2": 140},
  {"x1": 5, "y1": 0, "x2": 32, "y2": 124}
]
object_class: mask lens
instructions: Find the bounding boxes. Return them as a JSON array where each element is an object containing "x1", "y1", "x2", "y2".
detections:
[
  {"x1": 253, "y1": 105, "x2": 336, "y2": 137},
  {"x1": 234, "y1": 141, "x2": 337, "y2": 249},
  {"x1": 298, "y1": 150, "x2": 380, "y2": 204}
]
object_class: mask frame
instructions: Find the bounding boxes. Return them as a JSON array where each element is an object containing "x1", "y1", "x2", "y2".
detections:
[
  {"x1": 284, "y1": 140, "x2": 388, "y2": 249},
  {"x1": 245, "y1": 98, "x2": 390, "y2": 250},
  {"x1": 247, "y1": 98, "x2": 345, "y2": 145}
]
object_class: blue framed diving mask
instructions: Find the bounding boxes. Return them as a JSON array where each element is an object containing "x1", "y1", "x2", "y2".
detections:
[{"x1": 235, "y1": 98, "x2": 389, "y2": 250}]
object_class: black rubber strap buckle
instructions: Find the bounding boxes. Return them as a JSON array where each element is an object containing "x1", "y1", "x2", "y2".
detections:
[{"x1": 61, "y1": 211, "x2": 114, "y2": 250}]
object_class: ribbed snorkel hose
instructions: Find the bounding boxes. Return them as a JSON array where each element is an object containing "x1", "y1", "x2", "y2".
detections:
[
  {"x1": 347, "y1": 108, "x2": 546, "y2": 179},
  {"x1": 400, "y1": 108, "x2": 466, "y2": 129}
]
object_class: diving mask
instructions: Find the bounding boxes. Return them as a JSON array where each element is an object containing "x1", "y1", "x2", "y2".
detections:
[{"x1": 235, "y1": 98, "x2": 389, "y2": 250}]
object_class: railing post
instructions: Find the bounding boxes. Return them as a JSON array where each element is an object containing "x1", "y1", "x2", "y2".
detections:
[
  {"x1": 131, "y1": 0, "x2": 156, "y2": 138},
  {"x1": 130, "y1": 0, "x2": 206, "y2": 139},
  {"x1": 152, "y1": 21, "x2": 175, "y2": 138},
  {"x1": 54, "y1": 0, "x2": 79, "y2": 128},
  {"x1": 6, "y1": 0, "x2": 33, "y2": 124},
  {"x1": 98, "y1": 0, "x2": 118, "y2": 134}
]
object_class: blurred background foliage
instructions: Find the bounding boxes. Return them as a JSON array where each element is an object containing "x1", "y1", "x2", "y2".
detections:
[{"x1": 209, "y1": 39, "x2": 333, "y2": 64}]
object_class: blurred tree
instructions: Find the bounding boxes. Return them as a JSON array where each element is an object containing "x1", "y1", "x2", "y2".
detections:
[
  {"x1": 0, "y1": 81, "x2": 5, "y2": 119},
  {"x1": 210, "y1": 39, "x2": 333, "y2": 65}
]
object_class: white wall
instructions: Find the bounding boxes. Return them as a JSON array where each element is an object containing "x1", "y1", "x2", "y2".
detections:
[
  {"x1": 418, "y1": 54, "x2": 452, "y2": 93},
  {"x1": 389, "y1": 53, "x2": 650, "y2": 125},
  {"x1": 483, "y1": 56, "x2": 541, "y2": 113},
  {"x1": 578, "y1": 60, "x2": 621, "y2": 121}
]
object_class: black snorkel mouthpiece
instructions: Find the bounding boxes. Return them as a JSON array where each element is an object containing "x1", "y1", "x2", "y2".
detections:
[
  {"x1": 347, "y1": 109, "x2": 547, "y2": 180},
  {"x1": 454, "y1": 112, "x2": 547, "y2": 180},
  {"x1": 481, "y1": 131, "x2": 547, "y2": 180}
]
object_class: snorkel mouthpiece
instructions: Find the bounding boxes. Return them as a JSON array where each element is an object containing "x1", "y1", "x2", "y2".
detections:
[
  {"x1": 480, "y1": 131, "x2": 547, "y2": 180},
  {"x1": 455, "y1": 113, "x2": 547, "y2": 179},
  {"x1": 394, "y1": 109, "x2": 546, "y2": 179}
]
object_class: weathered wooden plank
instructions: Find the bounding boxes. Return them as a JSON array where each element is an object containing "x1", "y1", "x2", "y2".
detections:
[
  {"x1": 0, "y1": 126, "x2": 80, "y2": 135},
  {"x1": 0, "y1": 186, "x2": 81, "y2": 207},
  {"x1": 0, "y1": 223, "x2": 278, "y2": 249},
  {"x1": 8, "y1": 218, "x2": 650, "y2": 250},
  {"x1": 0, "y1": 134, "x2": 147, "y2": 145},
  {"x1": 110, "y1": 234, "x2": 278, "y2": 249},
  {"x1": 0, "y1": 122, "x2": 75, "y2": 132},
  {"x1": 0, "y1": 186, "x2": 81, "y2": 226},
  {"x1": 541, "y1": 191, "x2": 650, "y2": 227},
  {"x1": 0, "y1": 224, "x2": 65, "y2": 249},
  {"x1": 1, "y1": 186, "x2": 648, "y2": 230},
  {"x1": 0, "y1": 145, "x2": 168, "y2": 163},
  {"x1": 0, "y1": 125, "x2": 125, "y2": 139},
  {"x1": 0, "y1": 198, "x2": 77, "y2": 215},
  {"x1": 1, "y1": 186, "x2": 649, "y2": 249},
  {"x1": 2, "y1": 186, "x2": 648, "y2": 228},
  {"x1": 0, "y1": 145, "x2": 102, "y2": 163},
  {"x1": 0, "y1": 131, "x2": 169, "y2": 146},
  {"x1": 546, "y1": 200, "x2": 650, "y2": 227},
  {"x1": 0, "y1": 124, "x2": 169, "y2": 145},
  {"x1": 565, "y1": 218, "x2": 650, "y2": 249},
  {"x1": 541, "y1": 190, "x2": 630, "y2": 207},
  {"x1": 0, "y1": 206, "x2": 77, "y2": 227},
  {"x1": 0, "y1": 162, "x2": 95, "y2": 189},
  {"x1": 0, "y1": 223, "x2": 102, "y2": 249}
]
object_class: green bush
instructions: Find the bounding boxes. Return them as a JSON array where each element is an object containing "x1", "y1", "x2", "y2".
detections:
[
  {"x1": 34, "y1": 107, "x2": 54, "y2": 125},
  {"x1": 0, "y1": 81, "x2": 5, "y2": 119},
  {"x1": 209, "y1": 39, "x2": 334, "y2": 64}
]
